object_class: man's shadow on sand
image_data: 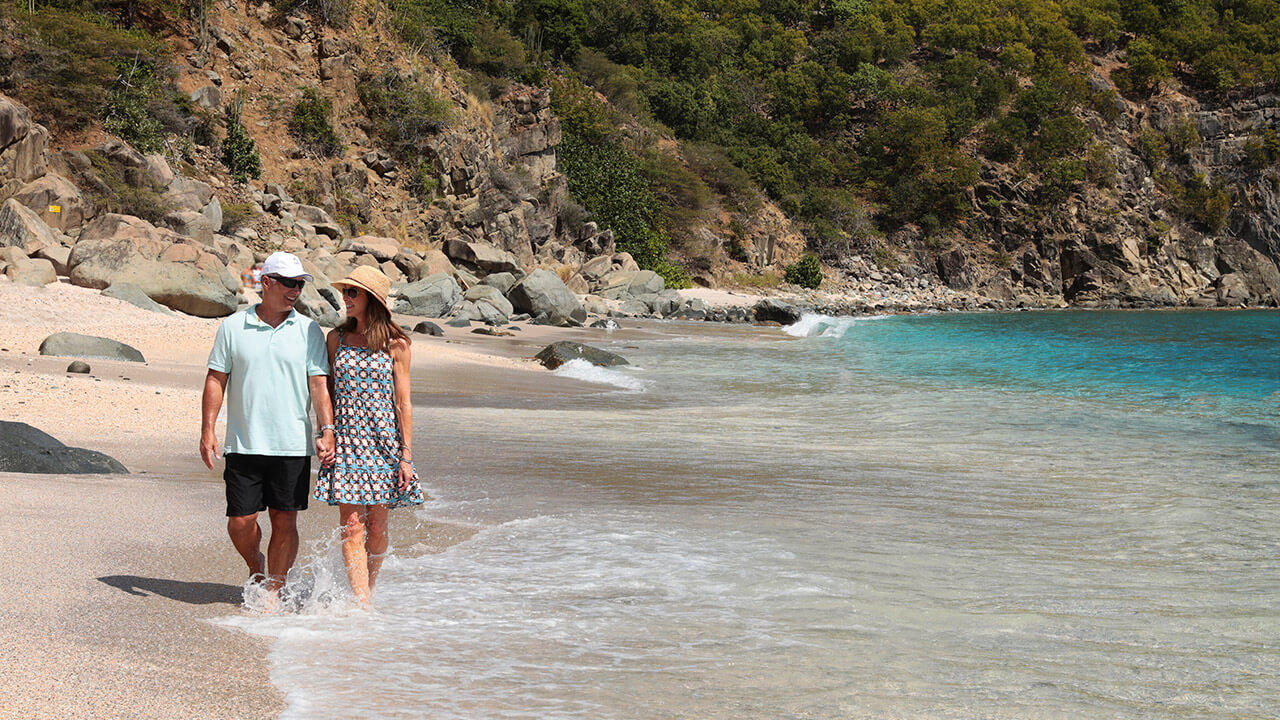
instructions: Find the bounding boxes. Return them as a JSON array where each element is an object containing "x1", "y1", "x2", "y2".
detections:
[{"x1": 98, "y1": 575, "x2": 242, "y2": 605}]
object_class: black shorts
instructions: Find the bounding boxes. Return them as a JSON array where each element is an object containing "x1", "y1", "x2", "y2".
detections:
[{"x1": 224, "y1": 453, "x2": 311, "y2": 517}]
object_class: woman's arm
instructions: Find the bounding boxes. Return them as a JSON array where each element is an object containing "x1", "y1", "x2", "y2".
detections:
[{"x1": 390, "y1": 337, "x2": 413, "y2": 489}]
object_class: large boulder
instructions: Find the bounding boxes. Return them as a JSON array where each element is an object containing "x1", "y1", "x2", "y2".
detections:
[
  {"x1": 0, "y1": 421, "x2": 128, "y2": 474},
  {"x1": 596, "y1": 269, "x2": 665, "y2": 299},
  {"x1": 38, "y1": 332, "x2": 145, "y2": 362},
  {"x1": 463, "y1": 284, "x2": 514, "y2": 321},
  {"x1": 0, "y1": 198, "x2": 61, "y2": 254},
  {"x1": 338, "y1": 235, "x2": 401, "y2": 262},
  {"x1": 753, "y1": 298, "x2": 803, "y2": 325},
  {"x1": 0, "y1": 94, "x2": 50, "y2": 197},
  {"x1": 444, "y1": 238, "x2": 522, "y2": 273},
  {"x1": 11, "y1": 174, "x2": 89, "y2": 232},
  {"x1": 4, "y1": 256, "x2": 56, "y2": 286},
  {"x1": 534, "y1": 341, "x2": 629, "y2": 370},
  {"x1": 507, "y1": 269, "x2": 587, "y2": 326},
  {"x1": 393, "y1": 273, "x2": 462, "y2": 317},
  {"x1": 159, "y1": 210, "x2": 216, "y2": 245},
  {"x1": 67, "y1": 213, "x2": 238, "y2": 317}
]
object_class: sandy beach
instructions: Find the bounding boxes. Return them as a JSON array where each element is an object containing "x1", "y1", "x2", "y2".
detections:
[{"x1": 0, "y1": 278, "x2": 637, "y2": 719}]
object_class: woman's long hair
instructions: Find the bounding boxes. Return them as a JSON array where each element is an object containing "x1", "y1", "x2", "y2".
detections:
[{"x1": 342, "y1": 294, "x2": 409, "y2": 353}]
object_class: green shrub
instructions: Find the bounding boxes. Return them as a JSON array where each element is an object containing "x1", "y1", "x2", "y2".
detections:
[
  {"x1": 78, "y1": 149, "x2": 169, "y2": 222},
  {"x1": 1135, "y1": 128, "x2": 1168, "y2": 168},
  {"x1": 1181, "y1": 174, "x2": 1232, "y2": 232},
  {"x1": 784, "y1": 254, "x2": 823, "y2": 289},
  {"x1": 289, "y1": 87, "x2": 344, "y2": 157},
  {"x1": 1164, "y1": 117, "x2": 1200, "y2": 162},
  {"x1": 356, "y1": 69, "x2": 451, "y2": 199},
  {"x1": 1244, "y1": 128, "x2": 1280, "y2": 168},
  {"x1": 1114, "y1": 38, "x2": 1170, "y2": 98},
  {"x1": 276, "y1": 0, "x2": 353, "y2": 27},
  {"x1": 8, "y1": 8, "x2": 164, "y2": 133},
  {"x1": 221, "y1": 201, "x2": 257, "y2": 233},
  {"x1": 1037, "y1": 158, "x2": 1086, "y2": 205},
  {"x1": 1085, "y1": 143, "x2": 1117, "y2": 187},
  {"x1": 222, "y1": 104, "x2": 262, "y2": 183}
]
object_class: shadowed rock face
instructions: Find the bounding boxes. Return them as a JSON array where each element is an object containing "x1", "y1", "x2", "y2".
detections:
[{"x1": 0, "y1": 421, "x2": 128, "y2": 474}]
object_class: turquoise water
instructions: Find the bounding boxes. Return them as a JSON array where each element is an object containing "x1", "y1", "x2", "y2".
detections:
[{"x1": 224, "y1": 310, "x2": 1280, "y2": 719}]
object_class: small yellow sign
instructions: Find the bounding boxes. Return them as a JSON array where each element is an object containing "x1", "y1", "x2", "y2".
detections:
[{"x1": 48, "y1": 205, "x2": 61, "y2": 213}]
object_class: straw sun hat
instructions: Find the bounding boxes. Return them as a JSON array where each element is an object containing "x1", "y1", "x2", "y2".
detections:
[{"x1": 332, "y1": 265, "x2": 391, "y2": 311}]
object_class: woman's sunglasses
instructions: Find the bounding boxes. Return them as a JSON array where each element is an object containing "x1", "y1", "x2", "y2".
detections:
[
  {"x1": 343, "y1": 287, "x2": 363, "y2": 299},
  {"x1": 268, "y1": 275, "x2": 306, "y2": 289}
]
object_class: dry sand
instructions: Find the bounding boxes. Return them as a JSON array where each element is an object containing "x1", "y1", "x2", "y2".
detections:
[{"x1": 0, "y1": 277, "x2": 638, "y2": 719}]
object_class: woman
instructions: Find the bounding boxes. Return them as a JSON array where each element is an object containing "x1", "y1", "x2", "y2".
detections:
[{"x1": 314, "y1": 265, "x2": 424, "y2": 605}]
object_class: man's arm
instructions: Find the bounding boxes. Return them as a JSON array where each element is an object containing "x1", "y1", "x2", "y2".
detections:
[
  {"x1": 200, "y1": 369, "x2": 228, "y2": 469},
  {"x1": 309, "y1": 374, "x2": 335, "y2": 465}
]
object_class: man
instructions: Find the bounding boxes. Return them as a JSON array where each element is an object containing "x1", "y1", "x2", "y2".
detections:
[{"x1": 200, "y1": 251, "x2": 335, "y2": 599}]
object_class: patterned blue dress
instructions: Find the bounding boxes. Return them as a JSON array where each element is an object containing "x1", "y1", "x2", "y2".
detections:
[{"x1": 314, "y1": 332, "x2": 424, "y2": 508}]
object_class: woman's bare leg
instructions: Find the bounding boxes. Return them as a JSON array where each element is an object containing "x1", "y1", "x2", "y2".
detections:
[
  {"x1": 364, "y1": 505, "x2": 390, "y2": 597},
  {"x1": 338, "y1": 504, "x2": 371, "y2": 605}
]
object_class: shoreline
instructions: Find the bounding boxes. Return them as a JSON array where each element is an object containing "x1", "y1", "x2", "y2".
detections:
[{"x1": 0, "y1": 279, "x2": 630, "y2": 719}]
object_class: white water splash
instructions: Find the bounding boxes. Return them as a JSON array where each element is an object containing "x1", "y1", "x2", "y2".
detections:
[
  {"x1": 552, "y1": 358, "x2": 649, "y2": 392},
  {"x1": 783, "y1": 312, "x2": 871, "y2": 339}
]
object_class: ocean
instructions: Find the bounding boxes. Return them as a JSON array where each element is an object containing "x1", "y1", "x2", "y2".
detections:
[{"x1": 221, "y1": 309, "x2": 1280, "y2": 719}]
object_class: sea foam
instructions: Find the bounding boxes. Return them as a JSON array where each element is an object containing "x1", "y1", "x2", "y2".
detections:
[
  {"x1": 783, "y1": 312, "x2": 868, "y2": 338},
  {"x1": 552, "y1": 358, "x2": 648, "y2": 392}
]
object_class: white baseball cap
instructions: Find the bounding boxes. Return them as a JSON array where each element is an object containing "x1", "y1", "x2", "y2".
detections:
[{"x1": 259, "y1": 251, "x2": 313, "y2": 281}]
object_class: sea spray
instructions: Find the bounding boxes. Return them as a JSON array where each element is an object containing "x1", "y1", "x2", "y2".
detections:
[
  {"x1": 552, "y1": 358, "x2": 648, "y2": 392},
  {"x1": 783, "y1": 312, "x2": 877, "y2": 339}
]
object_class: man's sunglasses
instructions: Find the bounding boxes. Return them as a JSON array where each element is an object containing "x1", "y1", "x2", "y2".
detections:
[{"x1": 268, "y1": 275, "x2": 306, "y2": 289}]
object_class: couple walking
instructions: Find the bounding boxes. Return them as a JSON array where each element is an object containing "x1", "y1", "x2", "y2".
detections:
[{"x1": 199, "y1": 252, "x2": 422, "y2": 607}]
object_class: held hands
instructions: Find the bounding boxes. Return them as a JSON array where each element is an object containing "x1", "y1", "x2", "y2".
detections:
[{"x1": 316, "y1": 430, "x2": 336, "y2": 466}]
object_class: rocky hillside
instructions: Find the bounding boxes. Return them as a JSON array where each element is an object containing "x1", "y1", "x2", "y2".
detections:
[{"x1": 2, "y1": 1, "x2": 1279, "y2": 316}]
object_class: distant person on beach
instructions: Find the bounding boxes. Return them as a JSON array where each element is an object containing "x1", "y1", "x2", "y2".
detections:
[
  {"x1": 200, "y1": 251, "x2": 335, "y2": 600},
  {"x1": 313, "y1": 265, "x2": 424, "y2": 606}
]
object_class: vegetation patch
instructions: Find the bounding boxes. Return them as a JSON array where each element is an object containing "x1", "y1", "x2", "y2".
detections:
[
  {"x1": 289, "y1": 87, "x2": 344, "y2": 157},
  {"x1": 356, "y1": 68, "x2": 452, "y2": 199},
  {"x1": 784, "y1": 254, "x2": 823, "y2": 289}
]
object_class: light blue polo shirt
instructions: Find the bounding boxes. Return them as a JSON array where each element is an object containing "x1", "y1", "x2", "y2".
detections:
[{"x1": 207, "y1": 305, "x2": 330, "y2": 456}]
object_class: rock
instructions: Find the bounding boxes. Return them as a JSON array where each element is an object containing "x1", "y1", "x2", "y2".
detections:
[
  {"x1": 444, "y1": 238, "x2": 523, "y2": 273},
  {"x1": 590, "y1": 318, "x2": 620, "y2": 330},
  {"x1": 35, "y1": 245, "x2": 71, "y2": 275},
  {"x1": 162, "y1": 175, "x2": 215, "y2": 214},
  {"x1": 534, "y1": 340, "x2": 629, "y2": 370},
  {"x1": 480, "y1": 271, "x2": 518, "y2": 295},
  {"x1": 393, "y1": 273, "x2": 462, "y2": 317},
  {"x1": 471, "y1": 327, "x2": 514, "y2": 337},
  {"x1": 412, "y1": 321, "x2": 444, "y2": 336},
  {"x1": 66, "y1": 361, "x2": 90, "y2": 374},
  {"x1": 580, "y1": 255, "x2": 612, "y2": 281},
  {"x1": 507, "y1": 269, "x2": 587, "y2": 326},
  {"x1": 0, "y1": 94, "x2": 50, "y2": 196},
  {"x1": 101, "y1": 283, "x2": 173, "y2": 314},
  {"x1": 11, "y1": 174, "x2": 88, "y2": 231},
  {"x1": 392, "y1": 248, "x2": 425, "y2": 282},
  {"x1": 446, "y1": 317, "x2": 471, "y2": 328},
  {"x1": 68, "y1": 213, "x2": 238, "y2": 317},
  {"x1": 752, "y1": 298, "x2": 803, "y2": 325},
  {"x1": 421, "y1": 247, "x2": 455, "y2": 277},
  {"x1": 936, "y1": 248, "x2": 978, "y2": 290},
  {"x1": 0, "y1": 198, "x2": 60, "y2": 254},
  {"x1": 4, "y1": 256, "x2": 56, "y2": 285},
  {"x1": 190, "y1": 85, "x2": 222, "y2": 112},
  {"x1": 38, "y1": 332, "x2": 145, "y2": 362},
  {"x1": 160, "y1": 210, "x2": 216, "y2": 245},
  {"x1": 338, "y1": 235, "x2": 400, "y2": 261},
  {"x1": 464, "y1": 284, "x2": 514, "y2": 319},
  {"x1": 0, "y1": 421, "x2": 128, "y2": 474}
]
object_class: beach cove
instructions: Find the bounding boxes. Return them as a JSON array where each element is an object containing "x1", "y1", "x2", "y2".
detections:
[{"x1": 4, "y1": 279, "x2": 1280, "y2": 719}]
